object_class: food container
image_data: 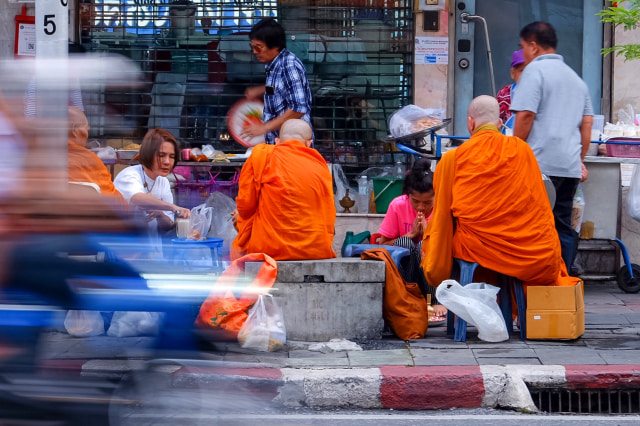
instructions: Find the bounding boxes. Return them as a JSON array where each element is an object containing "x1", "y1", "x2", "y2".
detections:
[
  {"x1": 181, "y1": 148, "x2": 192, "y2": 161},
  {"x1": 116, "y1": 149, "x2": 139, "y2": 160},
  {"x1": 605, "y1": 138, "x2": 640, "y2": 158}
]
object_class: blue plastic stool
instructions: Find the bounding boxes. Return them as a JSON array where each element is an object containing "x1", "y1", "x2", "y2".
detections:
[
  {"x1": 447, "y1": 259, "x2": 526, "y2": 341},
  {"x1": 171, "y1": 238, "x2": 224, "y2": 271}
]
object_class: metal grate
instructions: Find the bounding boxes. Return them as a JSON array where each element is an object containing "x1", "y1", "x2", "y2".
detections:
[
  {"x1": 79, "y1": 0, "x2": 414, "y2": 175},
  {"x1": 529, "y1": 388, "x2": 640, "y2": 414}
]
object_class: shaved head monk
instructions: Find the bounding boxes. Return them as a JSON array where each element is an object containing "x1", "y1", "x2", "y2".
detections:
[
  {"x1": 231, "y1": 119, "x2": 336, "y2": 260},
  {"x1": 421, "y1": 95, "x2": 579, "y2": 289},
  {"x1": 67, "y1": 106, "x2": 126, "y2": 205}
]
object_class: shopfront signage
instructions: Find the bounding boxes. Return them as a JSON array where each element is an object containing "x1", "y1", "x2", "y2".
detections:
[{"x1": 91, "y1": 0, "x2": 273, "y2": 31}]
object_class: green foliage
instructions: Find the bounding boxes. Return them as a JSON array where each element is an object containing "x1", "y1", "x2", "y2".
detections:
[{"x1": 598, "y1": 0, "x2": 640, "y2": 61}]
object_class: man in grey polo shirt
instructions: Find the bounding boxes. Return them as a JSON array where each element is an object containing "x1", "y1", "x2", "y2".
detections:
[{"x1": 511, "y1": 21, "x2": 593, "y2": 274}]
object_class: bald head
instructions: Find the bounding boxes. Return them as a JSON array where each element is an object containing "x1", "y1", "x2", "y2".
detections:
[
  {"x1": 68, "y1": 106, "x2": 90, "y2": 146},
  {"x1": 277, "y1": 119, "x2": 312, "y2": 146},
  {"x1": 467, "y1": 95, "x2": 501, "y2": 134}
]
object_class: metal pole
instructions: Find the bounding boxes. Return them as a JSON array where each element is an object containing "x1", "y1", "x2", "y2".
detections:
[{"x1": 460, "y1": 13, "x2": 497, "y2": 97}]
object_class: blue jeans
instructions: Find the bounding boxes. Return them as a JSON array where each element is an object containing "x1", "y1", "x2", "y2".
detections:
[{"x1": 549, "y1": 176, "x2": 580, "y2": 271}]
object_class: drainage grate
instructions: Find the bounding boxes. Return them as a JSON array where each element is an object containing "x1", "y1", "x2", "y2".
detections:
[{"x1": 529, "y1": 388, "x2": 640, "y2": 414}]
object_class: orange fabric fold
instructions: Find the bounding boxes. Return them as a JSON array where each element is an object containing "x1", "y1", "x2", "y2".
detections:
[
  {"x1": 422, "y1": 129, "x2": 579, "y2": 288},
  {"x1": 68, "y1": 141, "x2": 127, "y2": 207},
  {"x1": 361, "y1": 248, "x2": 428, "y2": 340},
  {"x1": 231, "y1": 140, "x2": 336, "y2": 261}
]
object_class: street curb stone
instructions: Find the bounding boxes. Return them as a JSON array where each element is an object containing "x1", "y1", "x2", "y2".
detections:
[{"x1": 75, "y1": 360, "x2": 640, "y2": 411}]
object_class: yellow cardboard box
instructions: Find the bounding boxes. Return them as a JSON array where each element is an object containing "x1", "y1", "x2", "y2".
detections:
[{"x1": 526, "y1": 281, "x2": 585, "y2": 339}]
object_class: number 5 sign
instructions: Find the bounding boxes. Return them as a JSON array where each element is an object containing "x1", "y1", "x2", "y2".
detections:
[{"x1": 36, "y1": 0, "x2": 68, "y2": 58}]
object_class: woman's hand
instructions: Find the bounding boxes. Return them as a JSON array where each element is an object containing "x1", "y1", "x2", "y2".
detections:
[
  {"x1": 408, "y1": 212, "x2": 427, "y2": 239},
  {"x1": 175, "y1": 206, "x2": 191, "y2": 219}
]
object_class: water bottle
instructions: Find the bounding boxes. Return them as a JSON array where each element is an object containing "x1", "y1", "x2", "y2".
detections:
[{"x1": 395, "y1": 161, "x2": 406, "y2": 178}]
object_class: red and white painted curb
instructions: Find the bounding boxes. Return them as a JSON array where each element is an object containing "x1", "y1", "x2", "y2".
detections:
[{"x1": 69, "y1": 361, "x2": 640, "y2": 411}]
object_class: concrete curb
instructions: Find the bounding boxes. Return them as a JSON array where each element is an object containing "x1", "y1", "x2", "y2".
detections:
[{"x1": 73, "y1": 361, "x2": 640, "y2": 411}]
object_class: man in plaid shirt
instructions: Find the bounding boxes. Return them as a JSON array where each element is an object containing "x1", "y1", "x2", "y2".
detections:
[{"x1": 243, "y1": 18, "x2": 313, "y2": 144}]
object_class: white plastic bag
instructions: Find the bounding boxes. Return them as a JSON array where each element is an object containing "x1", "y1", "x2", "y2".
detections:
[
  {"x1": 205, "y1": 192, "x2": 237, "y2": 255},
  {"x1": 435, "y1": 279, "x2": 509, "y2": 342},
  {"x1": 64, "y1": 310, "x2": 105, "y2": 337},
  {"x1": 628, "y1": 165, "x2": 640, "y2": 221},
  {"x1": 237, "y1": 294, "x2": 286, "y2": 352},
  {"x1": 189, "y1": 204, "x2": 213, "y2": 240},
  {"x1": 389, "y1": 105, "x2": 445, "y2": 138},
  {"x1": 571, "y1": 184, "x2": 586, "y2": 232},
  {"x1": 106, "y1": 311, "x2": 163, "y2": 337}
]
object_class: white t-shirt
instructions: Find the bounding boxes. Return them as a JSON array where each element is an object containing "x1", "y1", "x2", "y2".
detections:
[{"x1": 114, "y1": 165, "x2": 174, "y2": 221}]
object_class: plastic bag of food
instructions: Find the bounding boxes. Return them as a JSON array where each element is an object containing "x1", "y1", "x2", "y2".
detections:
[
  {"x1": 618, "y1": 104, "x2": 635, "y2": 126},
  {"x1": 107, "y1": 311, "x2": 163, "y2": 337},
  {"x1": 628, "y1": 165, "x2": 640, "y2": 222},
  {"x1": 189, "y1": 147, "x2": 209, "y2": 162},
  {"x1": 389, "y1": 105, "x2": 445, "y2": 138},
  {"x1": 64, "y1": 310, "x2": 105, "y2": 337},
  {"x1": 205, "y1": 191, "x2": 237, "y2": 255},
  {"x1": 92, "y1": 146, "x2": 117, "y2": 161},
  {"x1": 571, "y1": 184, "x2": 585, "y2": 232},
  {"x1": 237, "y1": 294, "x2": 286, "y2": 352},
  {"x1": 189, "y1": 203, "x2": 213, "y2": 240},
  {"x1": 436, "y1": 279, "x2": 508, "y2": 342}
]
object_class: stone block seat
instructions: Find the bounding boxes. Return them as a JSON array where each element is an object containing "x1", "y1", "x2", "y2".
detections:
[{"x1": 247, "y1": 258, "x2": 386, "y2": 342}]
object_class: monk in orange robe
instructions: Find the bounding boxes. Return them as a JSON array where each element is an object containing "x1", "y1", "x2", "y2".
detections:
[
  {"x1": 422, "y1": 95, "x2": 579, "y2": 288},
  {"x1": 67, "y1": 107, "x2": 126, "y2": 206},
  {"x1": 231, "y1": 119, "x2": 336, "y2": 260}
]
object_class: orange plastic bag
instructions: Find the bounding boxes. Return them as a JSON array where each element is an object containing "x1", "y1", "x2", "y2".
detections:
[
  {"x1": 361, "y1": 248, "x2": 429, "y2": 340},
  {"x1": 195, "y1": 253, "x2": 277, "y2": 339}
]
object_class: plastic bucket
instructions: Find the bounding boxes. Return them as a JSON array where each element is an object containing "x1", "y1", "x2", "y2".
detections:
[{"x1": 372, "y1": 177, "x2": 403, "y2": 214}]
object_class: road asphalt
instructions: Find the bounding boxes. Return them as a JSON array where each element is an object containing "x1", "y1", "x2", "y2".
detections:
[{"x1": 39, "y1": 280, "x2": 640, "y2": 412}]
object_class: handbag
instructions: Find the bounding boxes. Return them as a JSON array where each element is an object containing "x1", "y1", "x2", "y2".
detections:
[{"x1": 195, "y1": 253, "x2": 277, "y2": 339}]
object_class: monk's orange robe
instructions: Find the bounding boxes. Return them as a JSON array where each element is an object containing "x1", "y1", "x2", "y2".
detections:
[
  {"x1": 231, "y1": 140, "x2": 336, "y2": 260},
  {"x1": 68, "y1": 141, "x2": 127, "y2": 206},
  {"x1": 422, "y1": 127, "x2": 579, "y2": 288}
]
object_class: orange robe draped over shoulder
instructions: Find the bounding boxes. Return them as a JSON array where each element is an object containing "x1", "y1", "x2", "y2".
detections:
[
  {"x1": 231, "y1": 140, "x2": 336, "y2": 260},
  {"x1": 68, "y1": 141, "x2": 127, "y2": 206},
  {"x1": 421, "y1": 129, "x2": 579, "y2": 288}
]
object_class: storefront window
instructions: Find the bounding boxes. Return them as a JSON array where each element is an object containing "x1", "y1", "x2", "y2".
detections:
[{"x1": 80, "y1": 0, "x2": 413, "y2": 176}]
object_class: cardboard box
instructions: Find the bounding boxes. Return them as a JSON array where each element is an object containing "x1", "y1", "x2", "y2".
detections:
[{"x1": 526, "y1": 281, "x2": 585, "y2": 340}]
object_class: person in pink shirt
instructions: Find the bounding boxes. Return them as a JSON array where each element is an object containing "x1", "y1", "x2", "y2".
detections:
[{"x1": 378, "y1": 159, "x2": 445, "y2": 317}]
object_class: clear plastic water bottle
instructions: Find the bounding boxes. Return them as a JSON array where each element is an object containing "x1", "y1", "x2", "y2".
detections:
[{"x1": 395, "y1": 161, "x2": 406, "y2": 178}]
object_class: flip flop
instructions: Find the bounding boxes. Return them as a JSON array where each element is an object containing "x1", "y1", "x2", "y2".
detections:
[{"x1": 429, "y1": 314, "x2": 447, "y2": 326}]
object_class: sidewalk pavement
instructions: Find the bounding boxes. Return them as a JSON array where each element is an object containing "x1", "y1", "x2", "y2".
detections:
[{"x1": 40, "y1": 280, "x2": 640, "y2": 412}]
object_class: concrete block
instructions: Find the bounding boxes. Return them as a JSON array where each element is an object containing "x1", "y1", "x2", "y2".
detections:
[
  {"x1": 273, "y1": 281, "x2": 383, "y2": 341},
  {"x1": 248, "y1": 259, "x2": 385, "y2": 341},
  {"x1": 246, "y1": 258, "x2": 385, "y2": 283}
]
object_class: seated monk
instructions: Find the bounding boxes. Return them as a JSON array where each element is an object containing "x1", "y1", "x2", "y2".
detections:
[
  {"x1": 421, "y1": 95, "x2": 579, "y2": 288},
  {"x1": 231, "y1": 119, "x2": 336, "y2": 260},
  {"x1": 67, "y1": 106, "x2": 126, "y2": 207}
]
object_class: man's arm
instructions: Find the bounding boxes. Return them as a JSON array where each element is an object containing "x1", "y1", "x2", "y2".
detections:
[
  {"x1": 579, "y1": 115, "x2": 594, "y2": 160},
  {"x1": 240, "y1": 108, "x2": 303, "y2": 140},
  {"x1": 513, "y1": 110, "x2": 536, "y2": 141}
]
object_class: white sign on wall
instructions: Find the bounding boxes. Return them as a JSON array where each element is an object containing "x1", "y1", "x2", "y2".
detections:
[
  {"x1": 36, "y1": 0, "x2": 68, "y2": 58},
  {"x1": 415, "y1": 36, "x2": 448, "y2": 65},
  {"x1": 16, "y1": 23, "x2": 36, "y2": 56}
]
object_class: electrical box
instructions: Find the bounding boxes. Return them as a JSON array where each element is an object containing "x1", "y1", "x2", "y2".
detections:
[{"x1": 417, "y1": 0, "x2": 445, "y2": 11}]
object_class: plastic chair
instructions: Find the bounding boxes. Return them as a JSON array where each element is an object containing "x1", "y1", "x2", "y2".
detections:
[{"x1": 447, "y1": 258, "x2": 526, "y2": 341}]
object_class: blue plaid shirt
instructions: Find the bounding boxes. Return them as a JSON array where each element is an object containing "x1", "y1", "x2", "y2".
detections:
[{"x1": 263, "y1": 48, "x2": 313, "y2": 144}]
